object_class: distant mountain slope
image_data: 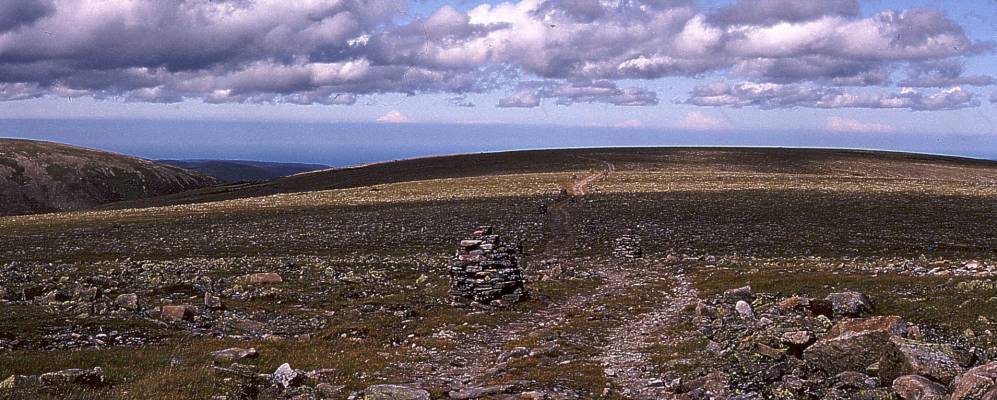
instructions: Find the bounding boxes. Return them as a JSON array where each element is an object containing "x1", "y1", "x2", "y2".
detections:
[
  {"x1": 105, "y1": 147, "x2": 997, "y2": 210},
  {"x1": 0, "y1": 139, "x2": 218, "y2": 216},
  {"x1": 158, "y1": 159, "x2": 329, "y2": 183}
]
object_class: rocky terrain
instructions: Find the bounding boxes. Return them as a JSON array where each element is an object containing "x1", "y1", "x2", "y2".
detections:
[
  {"x1": 0, "y1": 139, "x2": 218, "y2": 216},
  {"x1": 158, "y1": 160, "x2": 330, "y2": 183},
  {"x1": 1, "y1": 147, "x2": 996, "y2": 399}
]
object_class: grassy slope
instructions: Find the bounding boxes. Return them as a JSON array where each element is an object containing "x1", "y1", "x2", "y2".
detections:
[
  {"x1": 104, "y1": 147, "x2": 997, "y2": 210},
  {"x1": 0, "y1": 139, "x2": 218, "y2": 216}
]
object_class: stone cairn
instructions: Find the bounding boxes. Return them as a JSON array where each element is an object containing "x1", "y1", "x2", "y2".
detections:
[
  {"x1": 448, "y1": 226, "x2": 526, "y2": 307},
  {"x1": 612, "y1": 233, "x2": 642, "y2": 259}
]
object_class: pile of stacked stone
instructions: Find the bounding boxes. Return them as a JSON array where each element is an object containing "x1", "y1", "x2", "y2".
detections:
[
  {"x1": 612, "y1": 234, "x2": 643, "y2": 259},
  {"x1": 448, "y1": 227, "x2": 526, "y2": 307}
]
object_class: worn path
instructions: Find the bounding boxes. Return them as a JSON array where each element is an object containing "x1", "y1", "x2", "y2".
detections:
[{"x1": 413, "y1": 157, "x2": 699, "y2": 398}]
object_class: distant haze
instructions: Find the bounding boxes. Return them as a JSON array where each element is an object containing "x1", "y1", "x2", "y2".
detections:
[{"x1": 2, "y1": 119, "x2": 996, "y2": 167}]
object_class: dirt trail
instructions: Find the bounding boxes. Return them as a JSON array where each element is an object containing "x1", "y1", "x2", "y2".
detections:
[{"x1": 413, "y1": 158, "x2": 697, "y2": 398}]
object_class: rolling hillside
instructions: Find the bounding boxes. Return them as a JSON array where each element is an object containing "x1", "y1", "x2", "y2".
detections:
[
  {"x1": 0, "y1": 139, "x2": 218, "y2": 216},
  {"x1": 106, "y1": 147, "x2": 997, "y2": 210}
]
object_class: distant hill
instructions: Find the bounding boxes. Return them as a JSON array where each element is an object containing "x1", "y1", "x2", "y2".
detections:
[
  {"x1": 0, "y1": 139, "x2": 218, "y2": 216},
  {"x1": 158, "y1": 159, "x2": 329, "y2": 183},
  {"x1": 105, "y1": 147, "x2": 997, "y2": 210}
]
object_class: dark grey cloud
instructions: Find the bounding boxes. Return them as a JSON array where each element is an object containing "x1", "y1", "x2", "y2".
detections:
[
  {"x1": 0, "y1": 0, "x2": 989, "y2": 110},
  {"x1": 0, "y1": 0, "x2": 53, "y2": 33},
  {"x1": 686, "y1": 82, "x2": 979, "y2": 111},
  {"x1": 991, "y1": 90, "x2": 997, "y2": 105},
  {"x1": 709, "y1": 0, "x2": 858, "y2": 26},
  {"x1": 899, "y1": 60, "x2": 993, "y2": 88}
]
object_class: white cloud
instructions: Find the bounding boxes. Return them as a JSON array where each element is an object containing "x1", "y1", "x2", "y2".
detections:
[
  {"x1": 376, "y1": 110, "x2": 410, "y2": 124},
  {"x1": 824, "y1": 116, "x2": 895, "y2": 133},
  {"x1": 676, "y1": 111, "x2": 728, "y2": 130}
]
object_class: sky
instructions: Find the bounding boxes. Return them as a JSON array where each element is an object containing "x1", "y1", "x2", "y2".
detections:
[{"x1": 0, "y1": 0, "x2": 996, "y2": 162}]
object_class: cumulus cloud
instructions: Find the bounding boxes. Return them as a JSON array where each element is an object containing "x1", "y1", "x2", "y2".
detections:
[
  {"x1": 686, "y1": 82, "x2": 979, "y2": 111},
  {"x1": 709, "y1": 0, "x2": 859, "y2": 26},
  {"x1": 498, "y1": 80, "x2": 658, "y2": 107},
  {"x1": 376, "y1": 110, "x2": 410, "y2": 123},
  {"x1": 824, "y1": 116, "x2": 895, "y2": 133},
  {"x1": 0, "y1": 0, "x2": 989, "y2": 111},
  {"x1": 899, "y1": 60, "x2": 993, "y2": 88},
  {"x1": 676, "y1": 111, "x2": 727, "y2": 130}
]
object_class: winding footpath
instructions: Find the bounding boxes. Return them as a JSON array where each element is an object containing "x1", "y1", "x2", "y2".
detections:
[{"x1": 412, "y1": 157, "x2": 699, "y2": 398}]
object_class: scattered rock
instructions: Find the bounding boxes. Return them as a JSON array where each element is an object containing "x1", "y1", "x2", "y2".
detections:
[
  {"x1": 115, "y1": 293, "x2": 138, "y2": 310},
  {"x1": 448, "y1": 384, "x2": 516, "y2": 399},
  {"x1": 879, "y1": 337, "x2": 968, "y2": 384},
  {"x1": 612, "y1": 234, "x2": 642, "y2": 259},
  {"x1": 238, "y1": 273, "x2": 283, "y2": 285},
  {"x1": 723, "y1": 286, "x2": 754, "y2": 304},
  {"x1": 211, "y1": 347, "x2": 259, "y2": 363},
  {"x1": 735, "y1": 300, "x2": 754, "y2": 319},
  {"x1": 38, "y1": 367, "x2": 105, "y2": 386},
  {"x1": 161, "y1": 305, "x2": 195, "y2": 322},
  {"x1": 204, "y1": 293, "x2": 224, "y2": 309},
  {"x1": 363, "y1": 384, "x2": 430, "y2": 400},
  {"x1": 892, "y1": 375, "x2": 947, "y2": 400},
  {"x1": 271, "y1": 363, "x2": 302, "y2": 389},
  {"x1": 803, "y1": 315, "x2": 907, "y2": 375},
  {"x1": 825, "y1": 292, "x2": 873, "y2": 318},
  {"x1": 0, "y1": 375, "x2": 39, "y2": 390},
  {"x1": 781, "y1": 330, "x2": 814, "y2": 356},
  {"x1": 950, "y1": 362, "x2": 997, "y2": 400}
]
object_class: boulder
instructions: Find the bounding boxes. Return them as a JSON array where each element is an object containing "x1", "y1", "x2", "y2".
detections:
[
  {"x1": 364, "y1": 384, "x2": 431, "y2": 400},
  {"x1": 0, "y1": 375, "x2": 39, "y2": 390},
  {"x1": 271, "y1": 363, "x2": 302, "y2": 389},
  {"x1": 38, "y1": 368, "x2": 105, "y2": 386},
  {"x1": 879, "y1": 337, "x2": 967, "y2": 385},
  {"x1": 161, "y1": 305, "x2": 195, "y2": 322},
  {"x1": 735, "y1": 300, "x2": 754, "y2": 319},
  {"x1": 238, "y1": 273, "x2": 283, "y2": 284},
  {"x1": 115, "y1": 293, "x2": 138, "y2": 310},
  {"x1": 204, "y1": 293, "x2": 224, "y2": 309},
  {"x1": 892, "y1": 375, "x2": 947, "y2": 400},
  {"x1": 211, "y1": 347, "x2": 259, "y2": 363},
  {"x1": 803, "y1": 316, "x2": 906, "y2": 375},
  {"x1": 781, "y1": 331, "x2": 814, "y2": 356},
  {"x1": 951, "y1": 362, "x2": 997, "y2": 400},
  {"x1": 825, "y1": 292, "x2": 873, "y2": 318},
  {"x1": 723, "y1": 286, "x2": 755, "y2": 304},
  {"x1": 449, "y1": 384, "x2": 517, "y2": 399}
]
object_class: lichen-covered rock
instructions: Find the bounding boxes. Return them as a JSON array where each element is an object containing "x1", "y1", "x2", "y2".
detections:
[
  {"x1": 951, "y1": 362, "x2": 997, "y2": 400},
  {"x1": 211, "y1": 347, "x2": 259, "y2": 363},
  {"x1": 161, "y1": 304, "x2": 195, "y2": 322},
  {"x1": 0, "y1": 375, "x2": 39, "y2": 390},
  {"x1": 825, "y1": 292, "x2": 873, "y2": 318},
  {"x1": 271, "y1": 363, "x2": 301, "y2": 389},
  {"x1": 238, "y1": 272, "x2": 283, "y2": 284},
  {"x1": 38, "y1": 367, "x2": 105, "y2": 386},
  {"x1": 803, "y1": 316, "x2": 906, "y2": 375},
  {"x1": 879, "y1": 337, "x2": 968, "y2": 385},
  {"x1": 892, "y1": 375, "x2": 947, "y2": 400},
  {"x1": 735, "y1": 300, "x2": 754, "y2": 319},
  {"x1": 723, "y1": 286, "x2": 755, "y2": 304},
  {"x1": 364, "y1": 384, "x2": 430, "y2": 400},
  {"x1": 115, "y1": 293, "x2": 138, "y2": 310}
]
